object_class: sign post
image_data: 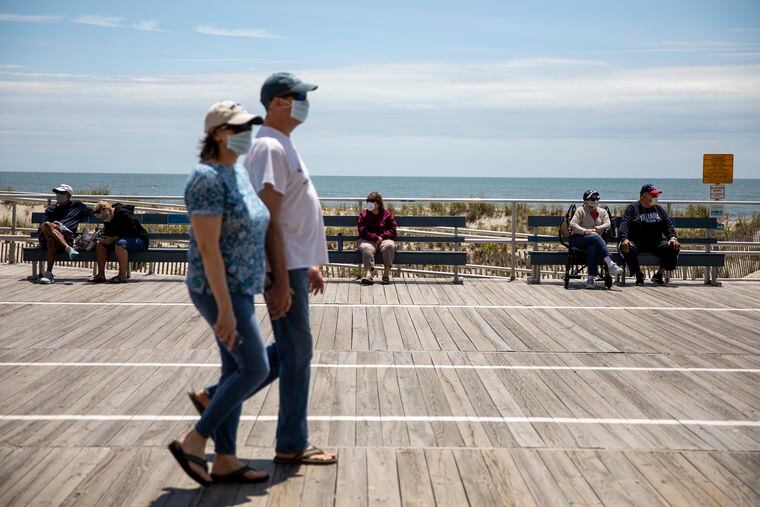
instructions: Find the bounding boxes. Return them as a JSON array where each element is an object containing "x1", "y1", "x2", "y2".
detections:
[{"x1": 702, "y1": 154, "x2": 733, "y2": 285}]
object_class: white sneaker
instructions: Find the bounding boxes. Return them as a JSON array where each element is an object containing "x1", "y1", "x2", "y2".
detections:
[
  {"x1": 608, "y1": 263, "x2": 624, "y2": 276},
  {"x1": 39, "y1": 271, "x2": 54, "y2": 284},
  {"x1": 585, "y1": 279, "x2": 594, "y2": 289}
]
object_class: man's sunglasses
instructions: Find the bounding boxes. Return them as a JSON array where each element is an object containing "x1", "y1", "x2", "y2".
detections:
[{"x1": 277, "y1": 91, "x2": 308, "y2": 101}]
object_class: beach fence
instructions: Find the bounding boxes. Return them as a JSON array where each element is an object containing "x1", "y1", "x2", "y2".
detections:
[{"x1": 1, "y1": 192, "x2": 759, "y2": 281}]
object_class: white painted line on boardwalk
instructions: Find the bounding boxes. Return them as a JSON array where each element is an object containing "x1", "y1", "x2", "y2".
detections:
[
  {"x1": 1, "y1": 362, "x2": 758, "y2": 373},
  {"x1": 0, "y1": 414, "x2": 758, "y2": 427},
  {"x1": 1, "y1": 300, "x2": 759, "y2": 312}
]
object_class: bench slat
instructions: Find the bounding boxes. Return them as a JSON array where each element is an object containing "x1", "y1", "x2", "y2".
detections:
[{"x1": 529, "y1": 250, "x2": 725, "y2": 267}]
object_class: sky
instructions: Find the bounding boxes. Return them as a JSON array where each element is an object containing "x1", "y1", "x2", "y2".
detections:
[{"x1": 0, "y1": 0, "x2": 759, "y2": 178}]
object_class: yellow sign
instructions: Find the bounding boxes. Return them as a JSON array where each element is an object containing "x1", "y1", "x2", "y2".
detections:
[{"x1": 703, "y1": 154, "x2": 734, "y2": 184}]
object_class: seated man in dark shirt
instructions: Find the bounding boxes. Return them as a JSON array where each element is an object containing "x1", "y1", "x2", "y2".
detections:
[
  {"x1": 38, "y1": 184, "x2": 93, "y2": 284},
  {"x1": 618, "y1": 183, "x2": 681, "y2": 286}
]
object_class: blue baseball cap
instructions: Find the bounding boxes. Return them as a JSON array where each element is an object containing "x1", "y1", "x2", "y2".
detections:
[
  {"x1": 260, "y1": 72, "x2": 318, "y2": 108},
  {"x1": 640, "y1": 183, "x2": 663, "y2": 196}
]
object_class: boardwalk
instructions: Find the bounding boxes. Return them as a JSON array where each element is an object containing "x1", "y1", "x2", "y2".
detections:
[{"x1": 0, "y1": 263, "x2": 759, "y2": 506}]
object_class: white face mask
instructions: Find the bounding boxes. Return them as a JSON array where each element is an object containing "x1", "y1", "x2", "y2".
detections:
[
  {"x1": 366, "y1": 202, "x2": 376, "y2": 212},
  {"x1": 226, "y1": 131, "x2": 252, "y2": 156},
  {"x1": 291, "y1": 98, "x2": 309, "y2": 123},
  {"x1": 587, "y1": 199, "x2": 599, "y2": 209},
  {"x1": 55, "y1": 194, "x2": 69, "y2": 205},
  {"x1": 651, "y1": 197, "x2": 659, "y2": 205}
]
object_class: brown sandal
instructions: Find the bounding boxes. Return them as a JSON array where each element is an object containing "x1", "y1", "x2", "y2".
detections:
[{"x1": 273, "y1": 445, "x2": 337, "y2": 465}]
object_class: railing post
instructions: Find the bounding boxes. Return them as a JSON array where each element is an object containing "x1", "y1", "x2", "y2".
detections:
[
  {"x1": 9, "y1": 201, "x2": 17, "y2": 264},
  {"x1": 510, "y1": 201, "x2": 517, "y2": 280}
]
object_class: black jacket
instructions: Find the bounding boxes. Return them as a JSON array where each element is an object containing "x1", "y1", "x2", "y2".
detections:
[
  {"x1": 103, "y1": 203, "x2": 150, "y2": 246},
  {"x1": 618, "y1": 202, "x2": 676, "y2": 245}
]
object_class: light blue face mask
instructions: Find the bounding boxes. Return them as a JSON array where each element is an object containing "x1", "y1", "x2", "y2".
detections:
[
  {"x1": 291, "y1": 98, "x2": 309, "y2": 123},
  {"x1": 227, "y1": 131, "x2": 252, "y2": 156}
]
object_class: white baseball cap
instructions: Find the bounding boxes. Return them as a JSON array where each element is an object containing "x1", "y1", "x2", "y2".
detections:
[
  {"x1": 52, "y1": 184, "x2": 73, "y2": 195},
  {"x1": 204, "y1": 100, "x2": 263, "y2": 134}
]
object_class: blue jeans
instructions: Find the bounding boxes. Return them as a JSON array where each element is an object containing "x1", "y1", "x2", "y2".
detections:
[
  {"x1": 189, "y1": 289, "x2": 270, "y2": 455},
  {"x1": 205, "y1": 268, "x2": 313, "y2": 453},
  {"x1": 569, "y1": 234, "x2": 611, "y2": 276},
  {"x1": 108, "y1": 237, "x2": 148, "y2": 253}
]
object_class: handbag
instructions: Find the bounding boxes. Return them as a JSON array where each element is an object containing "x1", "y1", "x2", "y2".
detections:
[{"x1": 75, "y1": 228, "x2": 99, "y2": 251}]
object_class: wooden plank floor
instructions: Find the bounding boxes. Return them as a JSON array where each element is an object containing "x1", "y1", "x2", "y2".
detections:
[{"x1": 0, "y1": 263, "x2": 759, "y2": 506}]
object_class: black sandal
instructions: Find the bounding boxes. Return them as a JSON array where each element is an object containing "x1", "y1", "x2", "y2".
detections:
[
  {"x1": 167, "y1": 440, "x2": 211, "y2": 487},
  {"x1": 211, "y1": 465, "x2": 269, "y2": 484},
  {"x1": 108, "y1": 275, "x2": 127, "y2": 284},
  {"x1": 360, "y1": 277, "x2": 374, "y2": 285},
  {"x1": 89, "y1": 275, "x2": 106, "y2": 283},
  {"x1": 273, "y1": 446, "x2": 337, "y2": 465}
]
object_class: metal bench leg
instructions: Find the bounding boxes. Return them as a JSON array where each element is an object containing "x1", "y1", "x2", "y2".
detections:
[
  {"x1": 453, "y1": 265, "x2": 463, "y2": 285},
  {"x1": 711, "y1": 266, "x2": 722, "y2": 286},
  {"x1": 528, "y1": 265, "x2": 540, "y2": 284}
]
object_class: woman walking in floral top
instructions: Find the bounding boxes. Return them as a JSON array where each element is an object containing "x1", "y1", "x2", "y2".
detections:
[{"x1": 167, "y1": 101, "x2": 287, "y2": 487}]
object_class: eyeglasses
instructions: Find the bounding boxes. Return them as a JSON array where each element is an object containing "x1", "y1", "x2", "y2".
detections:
[{"x1": 277, "y1": 91, "x2": 307, "y2": 101}]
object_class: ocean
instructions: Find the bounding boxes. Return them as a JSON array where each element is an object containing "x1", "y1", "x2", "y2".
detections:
[{"x1": 2, "y1": 172, "x2": 759, "y2": 216}]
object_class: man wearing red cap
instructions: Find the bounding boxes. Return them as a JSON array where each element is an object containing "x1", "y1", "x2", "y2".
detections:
[{"x1": 618, "y1": 184, "x2": 680, "y2": 285}]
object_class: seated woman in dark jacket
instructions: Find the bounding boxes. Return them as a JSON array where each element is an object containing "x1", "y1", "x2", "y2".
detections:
[
  {"x1": 357, "y1": 192, "x2": 397, "y2": 285},
  {"x1": 91, "y1": 201, "x2": 150, "y2": 283}
]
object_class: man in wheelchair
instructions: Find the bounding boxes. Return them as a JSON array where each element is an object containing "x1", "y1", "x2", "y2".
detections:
[{"x1": 564, "y1": 190, "x2": 624, "y2": 289}]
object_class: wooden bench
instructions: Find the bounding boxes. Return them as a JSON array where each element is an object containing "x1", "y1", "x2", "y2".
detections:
[
  {"x1": 324, "y1": 215, "x2": 467, "y2": 284},
  {"x1": 24, "y1": 213, "x2": 468, "y2": 283},
  {"x1": 526, "y1": 215, "x2": 724, "y2": 286},
  {"x1": 23, "y1": 213, "x2": 191, "y2": 278}
]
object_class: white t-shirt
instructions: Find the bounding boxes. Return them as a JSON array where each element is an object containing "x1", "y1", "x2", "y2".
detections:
[{"x1": 244, "y1": 126, "x2": 329, "y2": 271}]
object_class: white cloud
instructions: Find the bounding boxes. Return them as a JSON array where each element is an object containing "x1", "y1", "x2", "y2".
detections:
[
  {"x1": 0, "y1": 59, "x2": 758, "y2": 175},
  {"x1": 71, "y1": 16, "x2": 164, "y2": 32},
  {"x1": 71, "y1": 15, "x2": 125, "y2": 28},
  {"x1": 0, "y1": 13, "x2": 61, "y2": 23},
  {"x1": 133, "y1": 19, "x2": 163, "y2": 32},
  {"x1": 194, "y1": 25, "x2": 281, "y2": 39}
]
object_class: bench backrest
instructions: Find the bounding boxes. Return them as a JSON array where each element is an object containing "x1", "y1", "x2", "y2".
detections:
[
  {"x1": 32, "y1": 213, "x2": 467, "y2": 228},
  {"x1": 527, "y1": 215, "x2": 718, "y2": 229},
  {"x1": 323, "y1": 215, "x2": 466, "y2": 228},
  {"x1": 527, "y1": 214, "x2": 719, "y2": 245},
  {"x1": 31, "y1": 212, "x2": 190, "y2": 225}
]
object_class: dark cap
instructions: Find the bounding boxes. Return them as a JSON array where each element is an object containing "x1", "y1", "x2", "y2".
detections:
[
  {"x1": 640, "y1": 183, "x2": 663, "y2": 196},
  {"x1": 583, "y1": 189, "x2": 599, "y2": 201},
  {"x1": 260, "y1": 72, "x2": 318, "y2": 107}
]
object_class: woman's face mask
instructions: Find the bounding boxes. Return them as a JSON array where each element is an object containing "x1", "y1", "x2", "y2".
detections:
[
  {"x1": 586, "y1": 199, "x2": 599, "y2": 209},
  {"x1": 366, "y1": 202, "x2": 376, "y2": 212},
  {"x1": 55, "y1": 194, "x2": 70, "y2": 205},
  {"x1": 226, "y1": 131, "x2": 252, "y2": 156}
]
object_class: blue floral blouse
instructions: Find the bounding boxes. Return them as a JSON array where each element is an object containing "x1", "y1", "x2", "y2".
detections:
[{"x1": 185, "y1": 163, "x2": 270, "y2": 296}]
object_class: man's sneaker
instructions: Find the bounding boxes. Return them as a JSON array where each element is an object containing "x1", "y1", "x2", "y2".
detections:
[
  {"x1": 585, "y1": 278, "x2": 595, "y2": 289},
  {"x1": 67, "y1": 248, "x2": 80, "y2": 261},
  {"x1": 608, "y1": 263, "x2": 624, "y2": 276},
  {"x1": 634, "y1": 273, "x2": 645, "y2": 286},
  {"x1": 39, "y1": 271, "x2": 54, "y2": 284},
  {"x1": 651, "y1": 273, "x2": 666, "y2": 286}
]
